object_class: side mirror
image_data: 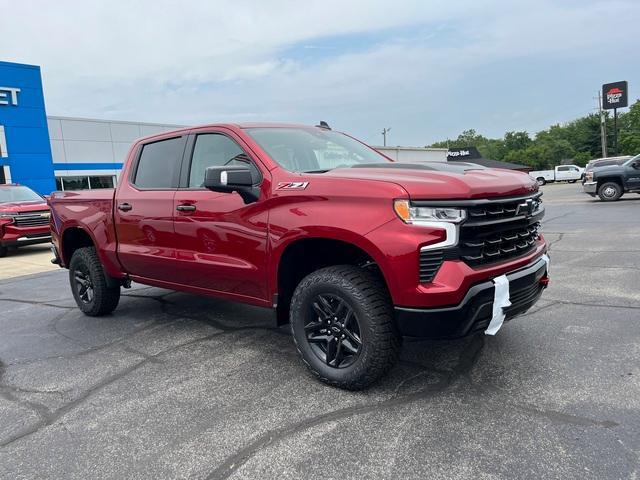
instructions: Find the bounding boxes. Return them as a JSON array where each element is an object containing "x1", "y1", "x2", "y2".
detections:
[
  {"x1": 204, "y1": 166, "x2": 259, "y2": 204},
  {"x1": 632, "y1": 161, "x2": 640, "y2": 170}
]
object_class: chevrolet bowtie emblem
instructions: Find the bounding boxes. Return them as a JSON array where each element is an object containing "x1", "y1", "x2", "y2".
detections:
[{"x1": 516, "y1": 199, "x2": 535, "y2": 216}]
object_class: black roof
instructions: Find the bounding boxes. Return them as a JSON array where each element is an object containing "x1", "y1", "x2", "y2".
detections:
[
  {"x1": 447, "y1": 147, "x2": 531, "y2": 171},
  {"x1": 449, "y1": 157, "x2": 532, "y2": 171}
]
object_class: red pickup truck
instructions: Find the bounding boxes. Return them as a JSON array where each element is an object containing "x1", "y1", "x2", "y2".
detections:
[
  {"x1": 0, "y1": 184, "x2": 51, "y2": 257},
  {"x1": 49, "y1": 123, "x2": 548, "y2": 389}
]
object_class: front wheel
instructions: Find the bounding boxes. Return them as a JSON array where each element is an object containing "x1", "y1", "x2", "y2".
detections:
[
  {"x1": 0, "y1": 246, "x2": 7, "y2": 258},
  {"x1": 290, "y1": 265, "x2": 401, "y2": 390},
  {"x1": 597, "y1": 182, "x2": 623, "y2": 202},
  {"x1": 569, "y1": 179, "x2": 577, "y2": 183},
  {"x1": 69, "y1": 247, "x2": 120, "y2": 316},
  {"x1": 536, "y1": 177, "x2": 546, "y2": 186}
]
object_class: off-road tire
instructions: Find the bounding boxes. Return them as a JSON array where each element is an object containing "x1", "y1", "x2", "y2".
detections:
[
  {"x1": 597, "y1": 182, "x2": 623, "y2": 202},
  {"x1": 290, "y1": 265, "x2": 401, "y2": 390},
  {"x1": 69, "y1": 247, "x2": 120, "y2": 316}
]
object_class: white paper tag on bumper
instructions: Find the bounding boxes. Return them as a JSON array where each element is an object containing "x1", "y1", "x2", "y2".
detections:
[
  {"x1": 485, "y1": 274, "x2": 512, "y2": 336},
  {"x1": 542, "y1": 253, "x2": 550, "y2": 274}
]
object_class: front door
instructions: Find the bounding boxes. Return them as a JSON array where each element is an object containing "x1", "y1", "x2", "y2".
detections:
[
  {"x1": 624, "y1": 158, "x2": 640, "y2": 190},
  {"x1": 172, "y1": 130, "x2": 271, "y2": 304},
  {"x1": 114, "y1": 135, "x2": 187, "y2": 281}
]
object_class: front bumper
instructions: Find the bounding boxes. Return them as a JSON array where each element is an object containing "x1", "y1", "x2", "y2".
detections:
[
  {"x1": 0, "y1": 224, "x2": 51, "y2": 247},
  {"x1": 394, "y1": 256, "x2": 548, "y2": 338},
  {"x1": 583, "y1": 181, "x2": 597, "y2": 196}
]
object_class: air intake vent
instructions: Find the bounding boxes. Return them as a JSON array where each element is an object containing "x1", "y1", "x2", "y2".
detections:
[{"x1": 419, "y1": 250, "x2": 444, "y2": 283}]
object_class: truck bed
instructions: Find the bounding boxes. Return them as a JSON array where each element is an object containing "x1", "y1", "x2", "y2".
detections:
[{"x1": 48, "y1": 188, "x2": 120, "y2": 274}]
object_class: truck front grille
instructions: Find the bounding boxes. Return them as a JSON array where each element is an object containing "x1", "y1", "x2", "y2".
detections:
[
  {"x1": 415, "y1": 194, "x2": 544, "y2": 281},
  {"x1": 459, "y1": 221, "x2": 540, "y2": 267},
  {"x1": 13, "y1": 211, "x2": 50, "y2": 227}
]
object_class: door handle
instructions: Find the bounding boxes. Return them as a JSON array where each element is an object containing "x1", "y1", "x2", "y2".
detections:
[
  {"x1": 117, "y1": 203, "x2": 132, "y2": 212},
  {"x1": 176, "y1": 204, "x2": 196, "y2": 212}
]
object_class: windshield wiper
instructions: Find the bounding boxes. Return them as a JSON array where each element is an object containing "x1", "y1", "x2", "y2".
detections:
[{"x1": 302, "y1": 169, "x2": 331, "y2": 173}]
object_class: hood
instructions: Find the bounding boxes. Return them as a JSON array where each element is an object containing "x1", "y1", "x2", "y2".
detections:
[
  {"x1": 0, "y1": 200, "x2": 50, "y2": 212},
  {"x1": 322, "y1": 163, "x2": 538, "y2": 199},
  {"x1": 593, "y1": 163, "x2": 624, "y2": 174}
]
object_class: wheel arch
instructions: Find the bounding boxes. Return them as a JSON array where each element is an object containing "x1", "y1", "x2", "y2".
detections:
[
  {"x1": 60, "y1": 226, "x2": 96, "y2": 266},
  {"x1": 597, "y1": 176, "x2": 624, "y2": 188},
  {"x1": 271, "y1": 231, "x2": 392, "y2": 325}
]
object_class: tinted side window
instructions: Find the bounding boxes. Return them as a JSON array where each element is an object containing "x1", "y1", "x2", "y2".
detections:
[
  {"x1": 133, "y1": 137, "x2": 184, "y2": 189},
  {"x1": 557, "y1": 166, "x2": 569, "y2": 171},
  {"x1": 189, "y1": 134, "x2": 259, "y2": 188}
]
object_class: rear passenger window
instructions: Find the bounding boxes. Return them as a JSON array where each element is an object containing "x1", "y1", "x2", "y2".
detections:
[{"x1": 133, "y1": 137, "x2": 185, "y2": 189}]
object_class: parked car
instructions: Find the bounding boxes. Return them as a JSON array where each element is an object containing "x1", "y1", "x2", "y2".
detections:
[
  {"x1": 0, "y1": 184, "x2": 51, "y2": 257},
  {"x1": 583, "y1": 153, "x2": 640, "y2": 201},
  {"x1": 529, "y1": 165, "x2": 584, "y2": 185},
  {"x1": 582, "y1": 156, "x2": 632, "y2": 184},
  {"x1": 49, "y1": 123, "x2": 549, "y2": 389}
]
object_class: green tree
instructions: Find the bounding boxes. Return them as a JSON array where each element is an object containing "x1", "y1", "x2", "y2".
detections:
[
  {"x1": 428, "y1": 99, "x2": 640, "y2": 165},
  {"x1": 619, "y1": 100, "x2": 640, "y2": 155}
]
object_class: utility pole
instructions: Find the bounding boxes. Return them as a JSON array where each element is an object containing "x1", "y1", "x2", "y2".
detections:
[
  {"x1": 381, "y1": 127, "x2": 391, "y2": 146},
  {"x1": 598, "y1": 90, "x2": 608, "y2": 158}
]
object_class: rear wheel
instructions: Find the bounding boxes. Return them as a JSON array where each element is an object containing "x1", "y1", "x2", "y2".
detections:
[
  {"x1": 536, "y1": 177, "x2": 546, "y2": 186},
  {"x1": 290, "y1": 265, "x2": 400, "y2": 390},
  {"x1": 69, "y1": 247, "x2": 120, "y2": 316},
  {"x1": 597, "y1": 182, "x2": 623, "y2": 202},
  {"x1": 569, "y1": 179, "x2": 577, "y2": 183},
  {"x1": 0, "y1": 246, "x2": 7, "y2": 258}
]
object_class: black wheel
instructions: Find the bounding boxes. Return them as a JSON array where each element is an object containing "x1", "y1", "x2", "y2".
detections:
[
  {"x1": 536, "y1": 177, "x2": 546, "y2": 186},
  {"x1": 0, "y1": 246, "x2": 7, "y2": 258},
  {"x1": 569, "y1": 179, "x2": 577, "y2": 183},
  {"x1": 597, "y1": 182, "x2": 623, "y2": 202},
  {"x1": 290, "y1": 265, "x2": 400, "y2": 390},
  {"x1": 69, "y1": 247, "x2": 120, "y2": 316}
]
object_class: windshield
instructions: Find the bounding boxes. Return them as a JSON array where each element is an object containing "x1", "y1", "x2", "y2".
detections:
[
  {"x1": 245, "y1": 127, "x2": 391, "y2": 173},
  {"x1": 0, "y1": 186, "x2": 43, "y2": 204},
  {"x1": 625, "y1": 153, "x2": 640, "y2": 165}
]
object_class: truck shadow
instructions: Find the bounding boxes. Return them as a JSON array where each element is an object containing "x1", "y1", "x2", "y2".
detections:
[{"x1": 120, "y1": 288, "x2": 486, "y2": 393}]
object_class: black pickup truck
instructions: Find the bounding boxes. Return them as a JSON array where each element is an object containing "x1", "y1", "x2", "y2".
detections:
[{"x1": 583, "y1": 154, "x2": 640, "y2": 201}]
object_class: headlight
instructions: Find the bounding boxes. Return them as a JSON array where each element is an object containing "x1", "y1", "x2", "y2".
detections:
[
  {"x1": 0, "y1": 211, "x2": 14, "y2": 225},
  {"x1": 393, "y1": 200, "x2": 466, "y2": 224}
]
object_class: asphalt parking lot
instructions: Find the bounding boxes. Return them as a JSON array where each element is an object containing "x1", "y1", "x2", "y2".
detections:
[{"x1": 1, "y1": 183, "x2": 638, "y2": 479}]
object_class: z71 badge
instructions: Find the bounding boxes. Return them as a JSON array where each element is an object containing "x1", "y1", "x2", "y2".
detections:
[{"x1": 277, "y1": 182, "x2": 309, "y2": 190}]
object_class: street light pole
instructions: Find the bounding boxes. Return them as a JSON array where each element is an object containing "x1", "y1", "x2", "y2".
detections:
[{"x1": 381, "y1": 127, "x2": 391, "y2": 146}]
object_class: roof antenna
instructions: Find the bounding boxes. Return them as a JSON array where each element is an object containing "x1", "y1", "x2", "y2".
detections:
[{"x1": 316, "y1": 121, "x2": 331, "y2": 130}]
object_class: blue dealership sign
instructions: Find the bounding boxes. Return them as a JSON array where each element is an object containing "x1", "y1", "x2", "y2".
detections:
[{"x1": 0, "y1": 61, "x2": 55, "y2": 194}]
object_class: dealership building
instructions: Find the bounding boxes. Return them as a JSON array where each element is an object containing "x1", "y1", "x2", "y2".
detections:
[
  {"x1": 0, "y1": 61, "x2": 183, "y2": 195},
  {"x1": 1, "y1": 60, "x2": 448, "y2": 196}
]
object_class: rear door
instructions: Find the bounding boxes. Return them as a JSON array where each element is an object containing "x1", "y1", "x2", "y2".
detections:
[
  {"x1": 114, "y1": 135, "x2": 187, "y2": 281},
  {"x1": 555, "y1": 166, "x2": 572, "y2": 181},
  {"x1": 172, "y1": 129, "x2": 271, "y2": 303}
]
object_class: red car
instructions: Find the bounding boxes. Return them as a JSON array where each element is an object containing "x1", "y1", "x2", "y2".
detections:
[
  {"x1": 0, "y1": 184, "x2": 51, "y2": 257},
  {"x1": 49, "y1": 123, "x2": 549, "y2": 389}
]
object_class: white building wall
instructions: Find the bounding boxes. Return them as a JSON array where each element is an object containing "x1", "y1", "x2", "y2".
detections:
[
  {"x1": 374, "y1": 146, "x2": 448, "y2": 163},
  {"x1": 47, "y1": 116, "x2": 183, "y2": 176}
]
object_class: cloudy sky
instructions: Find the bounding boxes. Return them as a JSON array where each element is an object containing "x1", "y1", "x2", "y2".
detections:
[{"x1": 1, "y1": 0, "x2": 638, "y2": 146}]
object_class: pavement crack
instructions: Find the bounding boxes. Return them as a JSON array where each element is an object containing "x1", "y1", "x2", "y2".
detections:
[
  {"x1": 205, "y1": 336, "x2": 485, "y2": 480},
  {"x1": 0, "y1": 298, "x2": 74, "y2": 310},
  {"x1": 545, "y1": 299, "x2": 640, "y2": 311},
  {"x1": 547, "y1": 232, "x2": 565, "y2": 251},
  {"x1": 0, "y1": 329, "x2": 237, "y2": 449},
  {"x1": 542, "y1": 211, "x2": 574, "y2": 225}
]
